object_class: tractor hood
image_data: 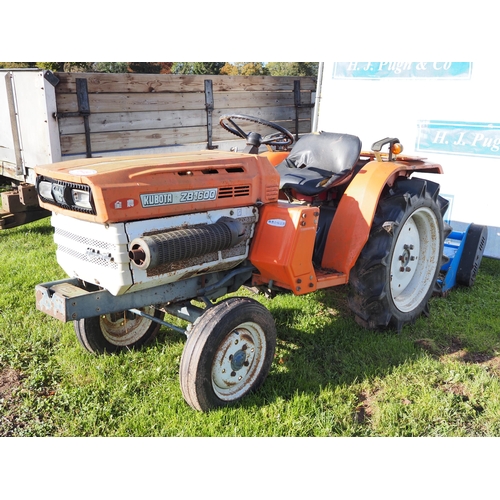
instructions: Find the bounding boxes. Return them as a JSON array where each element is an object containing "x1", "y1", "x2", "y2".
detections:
[{"x1": 35, "y1": 150, "x2": 281, "y2": 224}]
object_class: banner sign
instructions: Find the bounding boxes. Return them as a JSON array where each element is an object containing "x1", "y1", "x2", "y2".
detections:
[
  {"x1": 333, "y1": 62, "x2": 472, "y2": 79},
  {"x1": 416, "y1": 120, "x2": 500, "y2": 158}
]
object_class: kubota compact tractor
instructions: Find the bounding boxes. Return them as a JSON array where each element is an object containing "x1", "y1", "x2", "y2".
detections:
[{"x1": 34, "y1": 115, "x2": 486, "y2": 411}]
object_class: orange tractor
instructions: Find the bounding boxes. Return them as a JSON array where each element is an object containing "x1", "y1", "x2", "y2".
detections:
[{"x1": 34, "y1": 115, "x2": 482, "y2": 411}]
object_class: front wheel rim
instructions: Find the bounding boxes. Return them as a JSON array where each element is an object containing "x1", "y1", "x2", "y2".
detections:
[
  {"x1": 211, "y1": 321, "x2": 266, "y2": 401},
  {"x1": 390, "y1": 207, "x2": 440, "y2": 313},
  {"x1": 100, "y1": 306, "x2": 156, "y2": 346}
]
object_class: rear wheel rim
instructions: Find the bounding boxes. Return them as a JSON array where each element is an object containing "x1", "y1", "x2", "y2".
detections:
[
  {"x1": 211, "y1": 321, "x2": 266, "y2": 402},
  {"x1": 390, "y1": 207, "x2": 440, "y2": 313}
]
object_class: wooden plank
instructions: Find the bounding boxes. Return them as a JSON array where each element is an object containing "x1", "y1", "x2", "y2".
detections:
[
  {"x1": 18, "y1": 183, "x2": 39, "y2": 205},
  {"x1": 56, "y1": 90, "x2": 312, "y2": 114},
  {"x1": 60, "y1": 120, "x2": 312, "y2": 155},
  {"x1": 55, "y1": 73, "x2": 317, "y2": 94},
  {"x1": 58, "y1": 106, "x2": 313, "y2": 135},
  {"x1": 0, "y1": 186, "x2": 42, "y2": 211},
  {"x1": 1, "y1": 191, "x2": 25, "y2": 212},
  {"x1": 58, "y1": 109, "x2": 207, "y2": 135},
  {"x1": 60, "y1": 126, "x2": 210, "y2": 154},
  {"x1": 56, "y1": 92, "x2": 206, "y2": 114},
  {"x1": 0, "y1": 208, "x2": 50, "y2": 229},
  {"x1": 212, "y1": 91, "x2": 311, "y2": 109}
]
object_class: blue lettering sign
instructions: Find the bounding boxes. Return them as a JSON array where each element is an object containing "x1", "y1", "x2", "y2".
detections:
[
  {"x1": 416, "y1": 120, "x2": 500, "y2": 159},
  {"x1": 333, "y1": 62, "x2": 472, "y2": 79}
]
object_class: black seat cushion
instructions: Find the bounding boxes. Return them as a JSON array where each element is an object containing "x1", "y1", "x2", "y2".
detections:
[{"x1": 276, "y1": 131, "x2": 362, "y2": 196}]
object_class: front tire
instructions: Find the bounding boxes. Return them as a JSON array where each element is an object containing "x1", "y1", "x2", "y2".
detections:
[
  {"x1": 74, "y1": 306, "x2": 164, "y2": 354},
  {"x1": 179, "y1": 297, "x2": 276, "y2": 412},
  {"x1": 349, "y1": 177, "x2": 449, "y2": 332}
]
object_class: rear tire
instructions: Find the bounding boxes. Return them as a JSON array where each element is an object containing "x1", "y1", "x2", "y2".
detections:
[
  {"x1": 179, "y1": 297, "x2": 276, "y2": 412},
  {"x1": 348, "y1": 177, "x2": 449, "y2": 332},
  {"x1": 74, "y1": 306, "x2": 164, "y2": 354}
]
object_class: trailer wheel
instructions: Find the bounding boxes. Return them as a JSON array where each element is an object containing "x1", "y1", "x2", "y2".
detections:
[
  {"x1": 179, "y1": 297, "x2": 276, "y2": 412},
  {"x1": 349, "y1": 177, "x2": 449, "y2": 332},
  {"x1": 74, "y1": 306, "x2": 164, "y2": 354},
  {"x1": 456, "y1": 223, "x2": 488, "y2": 287}
]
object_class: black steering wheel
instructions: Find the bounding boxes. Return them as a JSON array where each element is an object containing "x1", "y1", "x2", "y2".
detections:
[{"x1": 220, "y1": 114, "x2": 295, "y2": 149}]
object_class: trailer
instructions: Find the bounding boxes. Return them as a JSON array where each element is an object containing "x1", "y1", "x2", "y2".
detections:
[{"x1": 0, "y1": 70, "x2": 59, "y2": 228}]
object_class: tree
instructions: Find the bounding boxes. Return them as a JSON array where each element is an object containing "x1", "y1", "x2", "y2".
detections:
[
  {"x1": 127, "y1": 62, "x2": 173, "y2": 74},
  {"x1": 220, "y1": 62, "x2": 269, "y2": 76},
  {"x1": 94, "y1": 62, "x2": 129, "y2": 73},
  {"x1": 0, "y1": 62, "x2": 37, "y2": 69},
  {"x1": 1, "y1": 61, "x2": 320, "y2": 76},
  {"x1": 0, "y1": 62, "x2": 92, "y2": 72},
  {"x1": 172, "y1": 62, "x2": 225, "y2": 75},
  {"x1": 61, "y1": 62, "x2": 95, "y2": 72},
  {"x1": 220, "y1": 63, "x2": 239, "y2": 76},
  {"x1": 266, "y1": 62, "x2": 319, "y2": 77},
  {"x1": 37, "y1": 62, "x2": 65, "y2": 72}
]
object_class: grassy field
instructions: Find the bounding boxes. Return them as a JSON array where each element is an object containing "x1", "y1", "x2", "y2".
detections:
[{"x1": 1, "y1": 214, "x2": 500, "y2": 438}]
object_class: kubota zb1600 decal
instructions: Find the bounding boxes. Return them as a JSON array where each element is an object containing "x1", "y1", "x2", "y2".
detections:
[{"x1": 140, "y1": 188, "x2": 218, "y2": 208}]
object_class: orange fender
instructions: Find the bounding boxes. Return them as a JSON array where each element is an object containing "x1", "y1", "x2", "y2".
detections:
[{"x1": 321, "y1": 160, "x2": 443, "y2": 277}]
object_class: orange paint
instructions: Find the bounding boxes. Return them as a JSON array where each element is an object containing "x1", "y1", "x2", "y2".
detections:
[
  {"x1": 321, "y1": 159, "x2": 443, "y2": 277},
  {"x1": 249, "y1": 202, "x2": 319, "y2": 294}
]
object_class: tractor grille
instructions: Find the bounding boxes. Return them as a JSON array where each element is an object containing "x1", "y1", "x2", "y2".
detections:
[
  {"x1": 55, "y1": 228, "x2": 117, "y2": 252},
  {"x1": 57, "y1": 244, "x2": 118, "y2": 269},
  {"x1": 54, "y1": 228, "x2": 119, "y2": 269}
]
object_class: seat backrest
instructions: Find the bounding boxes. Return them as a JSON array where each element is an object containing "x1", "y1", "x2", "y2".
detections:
[{"x1": 286, "y1": 131, "x2": 362, "y2": 178}]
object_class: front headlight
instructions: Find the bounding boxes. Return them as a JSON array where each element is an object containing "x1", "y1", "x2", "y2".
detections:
[
  {"x1": 71, "y1": 189, "x2": 92, "y2": 209},
  {"x1": 52, "y1": 183, "x2": 67, "y2": 205},
  {"x1": 36, "y1": 176, "x2": 96, "y2": 215},
  {"x1": 38, "y1": 180, "x2": 54, "y2": 201}
]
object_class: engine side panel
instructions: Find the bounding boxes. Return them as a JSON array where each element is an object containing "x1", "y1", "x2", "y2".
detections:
[
  {"x1": 51, "y1": 206, "x2": 258, "y2": 296},
  {"x1": 126, "y1": 206, "x2": 257, "y2": 293}
]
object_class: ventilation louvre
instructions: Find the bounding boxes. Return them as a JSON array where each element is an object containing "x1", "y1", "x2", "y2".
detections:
[{"x1": 218, "y1": 185, "x2": 251, "y2": 199}]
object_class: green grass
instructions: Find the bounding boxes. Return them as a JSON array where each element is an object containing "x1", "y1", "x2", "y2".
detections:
[{"x1": 1, "y1": 215, "x2": 500, "y2": 437}]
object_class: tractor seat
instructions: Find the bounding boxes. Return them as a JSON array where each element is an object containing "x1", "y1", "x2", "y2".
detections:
[{"x1": 275, "y1": 131, "x2": 362, "y2": 196}]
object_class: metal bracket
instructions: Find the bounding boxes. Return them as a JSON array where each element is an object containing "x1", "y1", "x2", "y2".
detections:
[
  {"x1": 43, "y1": 70, "x2": 60, "y2": 87},
  {"x1": 76, "y1": 78, "x2": 92, "y2": 158},
  {"x1": 294, "y1": 80, "x2": 314, "y2": 142},
  {"x1": 56, "y1": 78, "x2": 92, "y2": 158},
  {"x1": 205, "y1": 79, "x2": 218, "y2": 150},
  {"x1": 128, "y1": 308, "x2": 187, "y2": 335},
  {"x1": 371, "y1": 137, "x2": 400, "y2": 162}
]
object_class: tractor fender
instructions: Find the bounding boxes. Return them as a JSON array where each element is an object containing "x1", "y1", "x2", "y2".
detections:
[{"x1": 320, "y1": 160, "x2": 443, "y2": 277}]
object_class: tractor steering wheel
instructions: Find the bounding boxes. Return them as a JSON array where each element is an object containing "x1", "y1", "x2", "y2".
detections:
[{"x1": 219, "y1": 114, "x2": 295, "y2": 149}]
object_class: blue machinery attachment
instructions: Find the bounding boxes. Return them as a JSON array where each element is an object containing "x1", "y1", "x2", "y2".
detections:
[{"x1": 438, "y1": 223, "x2": 488, "y2": 295}]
